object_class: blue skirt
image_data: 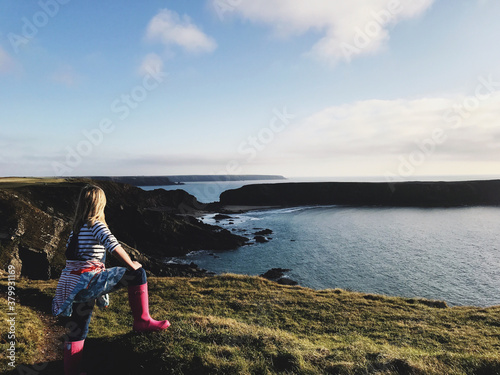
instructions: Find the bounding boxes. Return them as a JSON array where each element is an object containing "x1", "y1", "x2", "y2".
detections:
[{"x1": 54, "y1": 266, "x2": 127, "y2": 317}]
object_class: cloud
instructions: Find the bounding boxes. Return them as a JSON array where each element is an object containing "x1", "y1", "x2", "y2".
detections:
[
  {"x1": 267, "y1": 92, "x2": 500, "y2": 175},
  {"x1": 0, "y1": 46, "x2": 17, "y2": 74},
  {"x1": 145, "y1": 8, "x2": 217, "y2": 54},
  {"x1": 138, "y1": 53, "x2": 164, "y2": 76},
  {"x1": 212, "y1": 0, "x2": 434, "y2": 64}
]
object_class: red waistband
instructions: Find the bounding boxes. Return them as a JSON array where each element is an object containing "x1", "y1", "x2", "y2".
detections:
[{"x1": 69, "y1": 264, "x2": 104, "y2": 275}]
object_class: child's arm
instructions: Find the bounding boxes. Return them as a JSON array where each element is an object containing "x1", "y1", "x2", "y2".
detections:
[{"x1": 111, "y1": 245, "x2": 142, "y2": 271}]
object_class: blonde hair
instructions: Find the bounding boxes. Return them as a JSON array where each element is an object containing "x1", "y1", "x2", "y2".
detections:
[{"x1": 72, "y1": 185, "x2": 108, "y2": 233}]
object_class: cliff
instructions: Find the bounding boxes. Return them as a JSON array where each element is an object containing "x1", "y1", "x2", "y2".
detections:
[
  {"x1": 88, "y1": 174, "x2": 286, "y2": 186},
  {"x1": 220, "y1": 180, "x2": 500, "y2": 207},
  {"x1": 89, "y1": 176, "x2": 177, "y2": 186},
  {"x1": 165, "y1": 174, "x2": 286, "y2": 183},
  {"x1": 0, "y1": 178, "x2": 247, "y2": 280}
]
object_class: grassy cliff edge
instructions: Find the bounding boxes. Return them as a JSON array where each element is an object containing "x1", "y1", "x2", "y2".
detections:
[{"x1": 1, "y1": 274, "x2": 499, "y2": 375}]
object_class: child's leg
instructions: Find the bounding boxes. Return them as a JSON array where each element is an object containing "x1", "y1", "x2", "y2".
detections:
[
  {"x1": 64, "y1": 299, "x2": 95, "y2": 375},
  {"x1": 110, "y1": 267, "x2": 170, "y2": 332},
  {"x1": 111, "y1": 267, "x2": 148, "y2": 291},
  {"x1": 67, "y1": 299, "x2": 95, "y2": 341}
]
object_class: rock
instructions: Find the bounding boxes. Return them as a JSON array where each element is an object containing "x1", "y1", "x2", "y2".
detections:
[
  {"x1": 110, "y1": 242, "x2": 210, "y2": 278},
  {"x1": 277, "y1": 278, "x2": 298, "y2": 286},
  {"x1": 260, "y1": 268, "x2": 291, "y2": 280},
  {"x1": 260, "y1": 268, "x2": 298, "y2": 286},
  {"x1": 19, "y1": 247, "x2": 52, "y2": 280},
  {"x1": 254, "y1": 229, "x2": 272, "y2": 243},
  {"x1": 255, "y1": 229, "x2": 273, "y2": 236},
  {"x1": 0, "y1": 189, "x2": 70, "y2": 279},
  {"x1": 0, "y1": 179, "x2": 249, "y2": 279},
  {"x1": 214, "y1": 214, "x2": 232, "y2": 221},
  {"x1": 254, "y1": 235, "x2": 268, "y2": 243}
]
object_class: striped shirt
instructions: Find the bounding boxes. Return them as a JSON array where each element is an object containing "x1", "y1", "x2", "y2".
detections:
[{"x1": 68, "y1": 220, "x2": 120, "y2": 262}]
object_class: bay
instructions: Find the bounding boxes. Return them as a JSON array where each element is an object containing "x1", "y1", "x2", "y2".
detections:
[
  {"x1": 185, "y1": 206, "x2": 500, "y2": 307},
  {"x1": 141, "y1": 178, "x2": 500, "y2": 306}
]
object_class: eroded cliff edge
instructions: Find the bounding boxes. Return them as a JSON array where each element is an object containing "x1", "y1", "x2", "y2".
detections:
[
  {"x1": 220, "y1": 180, "x2": 500, "y2": 207},
  {"x1": 0, "y1": 178, "x2": 247, "y2": 280}
]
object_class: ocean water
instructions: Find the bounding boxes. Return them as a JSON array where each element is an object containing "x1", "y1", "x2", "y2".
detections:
[
  {"x1": 178, "y1": 206, "x2": 500, "y2": 307},
  {"x1": 140, "y1": 177, "x2": 500, "y2": 307},
  {"x1": 140, "y1": 179, "x2": 290, "y2": 203}
]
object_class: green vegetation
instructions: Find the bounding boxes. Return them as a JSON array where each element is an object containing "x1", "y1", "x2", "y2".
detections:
[
  {"x1": 0, "y1": 177, "x2": 70, "y2": 189},
  {"x1": 0, "y1": 297, "x2": 46, "y2": 369},
  {"x1": 1, "y1": 274, "x2": 500, "y2": 374}
]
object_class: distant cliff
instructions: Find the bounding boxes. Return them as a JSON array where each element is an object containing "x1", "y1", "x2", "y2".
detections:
[
  {"x1": 89, "y1": 175, "x2": 287, "y2": 186},
  {"x1": 89, "y1": 176, "x2": 178, "y2": 186},
  {"x1": 220, "y1": 180, "x2": 500, "y2": 207},
  {"x1": 166, "y1": 175, "x2": 286, "y2": 183},
  {"x1": 0, "y1": 178, "x2": 247, "y2": 280}
]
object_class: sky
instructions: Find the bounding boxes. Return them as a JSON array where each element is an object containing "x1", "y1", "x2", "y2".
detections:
[{"x1": 1, "y1": 0, "x2": 500, "y2": 179}]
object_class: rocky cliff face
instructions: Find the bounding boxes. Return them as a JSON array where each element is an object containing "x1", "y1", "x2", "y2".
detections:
[
  {"x1": 220, "y1": 180, "x2": 500, "y2": 207},
  {"x1": 0, "y1": 189, "x2": 70, "y2": 279},
  {"x1": 0, "y1": 179, "x2": 247, "y2": 280}
]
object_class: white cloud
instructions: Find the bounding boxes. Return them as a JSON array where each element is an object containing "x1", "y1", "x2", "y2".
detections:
[
  {"x1": 212, "y1": 0, "x2": 434, "y2": 64},
  {"x1": 0, "y1": 46, "x2": 16, "y2": 74},
  {"x1": 264, "y1": 91, "x2": 500, "y2": 176},
  {"x1": 138, "y1": 53, "x2": 164, "y2": 76},
  {"x1": 146, "y1": 8, "x2": 217, "y2": 54}
]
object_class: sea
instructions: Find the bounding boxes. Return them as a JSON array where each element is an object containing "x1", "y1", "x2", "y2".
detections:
[{"x1": 140, "y1": 176, "x2": 500, "y2": 307}]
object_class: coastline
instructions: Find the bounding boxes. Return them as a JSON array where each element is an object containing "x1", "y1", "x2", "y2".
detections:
[{"x1": 1, "y1": 177, "x2": 500, "y2": 373}]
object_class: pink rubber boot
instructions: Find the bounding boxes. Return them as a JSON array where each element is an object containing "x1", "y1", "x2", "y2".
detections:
[
  {"x1": 128, "y1": 283, "x2": 170, "y2": 332},
  {"x1": 63, "y1": 340, "x2": 87, "y2": 375}
]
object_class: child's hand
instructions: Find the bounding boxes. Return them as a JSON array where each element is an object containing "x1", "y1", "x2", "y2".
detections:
[{"x1": 130, "y1": 261, "x2": 143, "y2": 270}]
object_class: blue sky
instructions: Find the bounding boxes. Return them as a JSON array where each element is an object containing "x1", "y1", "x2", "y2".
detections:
[{"x1": 1, "y1": 0, "x2": 500, "y2": 179}]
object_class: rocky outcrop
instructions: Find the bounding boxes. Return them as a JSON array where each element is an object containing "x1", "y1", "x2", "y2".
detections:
[
  {"x1": 220, "y1": 180, "x2": 500, "y2": 207},
  {"x1": 0, "y1": 179, "x2": 247, "y2": 280},
  {"x1": 113, "y1": 242, "x2": 211, "y2": 278},
  {"x1": 0, "y1": 189, "x2": 71, "y2": 280},
  {"x1": 260, "y1": 268, "x2": 298, "y2": 286}
]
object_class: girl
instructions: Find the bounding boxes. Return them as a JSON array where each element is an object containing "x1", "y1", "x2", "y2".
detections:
[{"x1": 52, "y1": 184, "x2": 169, "y2": 375}]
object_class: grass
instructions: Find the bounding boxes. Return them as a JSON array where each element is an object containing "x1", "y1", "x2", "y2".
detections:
[
  {"x1": 1, "y1": 274, "x2": 500, "y2": 374},
  {"x1": 0, "y1": 297, "x2": 46, "y2": 369},
  {"x1": 0, "y1": 177, "x2": 70, "y2": 189}
]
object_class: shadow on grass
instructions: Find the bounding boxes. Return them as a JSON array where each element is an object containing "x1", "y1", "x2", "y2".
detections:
[
  {"x1": 14, "y1": 287, "x2": 54, "y2": 315},
  {"x1": 6, "y1": 334, "x2": 139, "y2": 375}
]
